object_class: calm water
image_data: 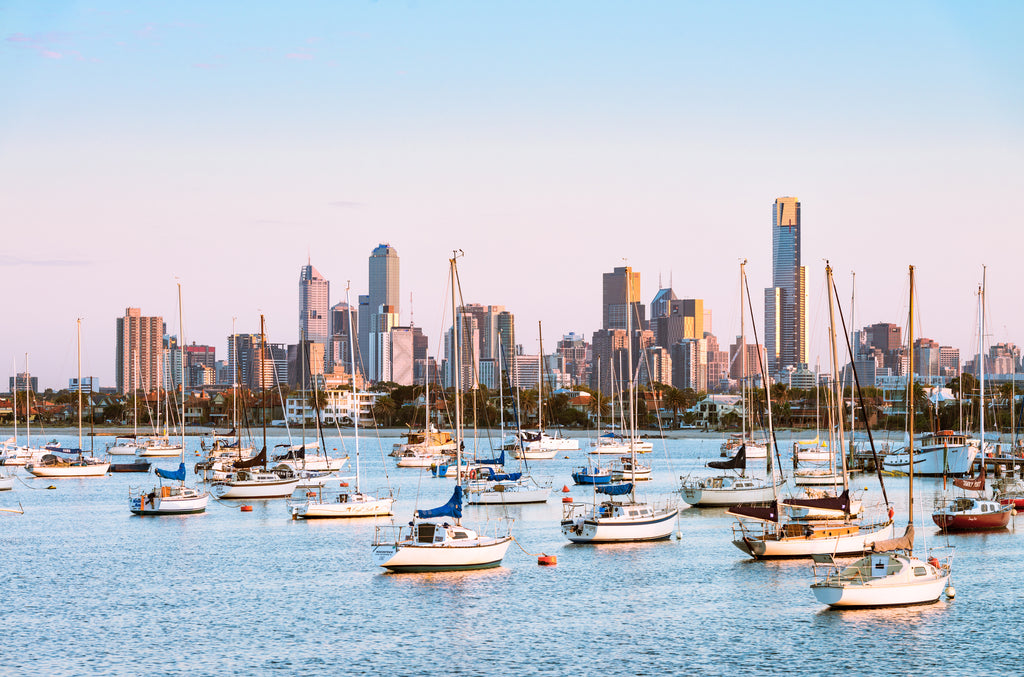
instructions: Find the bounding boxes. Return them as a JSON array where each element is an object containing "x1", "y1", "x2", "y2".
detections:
[{"x1": 2, "y1": 429, "x2": 1021, "y2": 676}]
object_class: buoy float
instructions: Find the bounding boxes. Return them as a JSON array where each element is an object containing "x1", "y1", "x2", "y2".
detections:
[
  {"x1": 946, "y1": 585, "x2": 956, "y2": 599},
  {"x1": 538, "y1": 555, "x2": 557, "y2": 566},
  {"x1": 306, "y1": 491, "x2": 316, "y2": 497},
  {"x1": 47, "y1": 485, "x2": 57, "y2": 490},
  {"x1": 340, "y1": 482, "x2": 349, "y2": 487},
  {"x1": 562, "y1": 496, "x2": 573, "y2": 503},
  {"x1": 240, "y1": 505, "x2": 253, "y2": 512},
  {"x1": 562, "y1": 485, "x2": 570, "y2": 493}
]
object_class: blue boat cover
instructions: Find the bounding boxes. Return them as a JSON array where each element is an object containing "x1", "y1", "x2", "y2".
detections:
[
  {"x1": 476, "y1": 449, "x2": 505, "y2": 466},
  {"x1": 416, "y1": 485, "x2": 463, "y2": 519},
  {"x1": 155, "y1": 462, "x2": 187, "y2": 482},
  {"x1": 490, "y1": 472, "x2": 522, "y2": 482},
  {"x1": 596, "y1": 483, "x2": 632, "y2": 496}
]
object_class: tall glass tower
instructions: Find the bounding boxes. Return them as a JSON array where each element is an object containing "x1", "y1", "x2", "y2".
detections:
[
  {"x1": 299, "y1": 262, "x2": 330, "y2": 370},
  {"x1": 362, "y1": 244, "x2": 400, "y2": 380},
  {"x1": 764, "y1": 197, "x2": 807, "y2": 376}
]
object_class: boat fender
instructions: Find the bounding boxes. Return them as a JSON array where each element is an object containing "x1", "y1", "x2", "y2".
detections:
[
  {"x1": 469, "y1": 469, "x2": 477, "y2": 480},
  {"x1": 928, "y1": 557, "x2": 940, "y2": 569},
  {"x1": 888, "y1": 507, "x2": 895, "y2": 520}
]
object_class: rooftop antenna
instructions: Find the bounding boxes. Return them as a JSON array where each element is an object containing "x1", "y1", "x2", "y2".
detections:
[
  {"x1": 409, "y1": 291, "x2": 414, "y2": 327},
  {"x1": 659, "y1": 271, "x2": 663, "y2": 288},
  {"x1": 669, "y1": 269, "x2": 674, "y2": 289}
]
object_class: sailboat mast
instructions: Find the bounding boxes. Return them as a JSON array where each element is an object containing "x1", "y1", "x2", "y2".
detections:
[
  {"x1": 740, "y1": 260, "x2": 747, "y2": 442},
  {"x1": 178, "y1": 283, "x2": 186, "y2": 477},
  {"x1": 77, "y1": 318, "x2": 82, "y2": 453},
  {"x1": 260, "y1": 314, "x2": 267, "y2": 469},
  {"x1": 979, "y1": 269, "x2": 986, "y2": 453},
  {"x1": 849, "y1": 271, "x2": 856, "y2": 465},
  {"x1": 825, "y1": 263, "x2": 850, "y2": 498},
  {"x1": 450, "y1": 254, "x2": 463, "y2": 504},
  {"x1": 538, "y1": 321, "x2": 544, "y2": 433},
  {"x1": 346, "y1": 282, "x2": 361, "y2": 494},
  {"x1": 908, "y1": 265, "x2": 916, "y2": 531},
  {"x1": 626, "y1": 269, "x2": 636, "y2": 497}
]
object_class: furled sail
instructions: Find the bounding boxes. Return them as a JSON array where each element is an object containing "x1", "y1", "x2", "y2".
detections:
[
  {"x1": 596, "y1": 483, "x2": 633, "y2": 496},
  {"x1": 416, "y1": 485, "x2": 463, "y2": 519},
  {"x1": 954, "y1": 462, "x2": 985, "y2": 492},
  {"x1": 233, "y1": 447, "x2": 267, "y2": 469},
  {"x1": 783, "y1": 489, "x2": 849, "y2": 513},
  {"x1": 155, "y1": 462, "x2": 187, "y2": 482},
  {"x1": 476, "y1": 449, "x2": 504, "y2": 466},
  {"x1": 708, "y1": 445, "x2": 746, "y2": 471},
  {"x1": 727, "y1": 500, "x2": 779, "y2": 523},
  {"x1": 871, "y1": 523, "x2": 915, "y2": 553}
]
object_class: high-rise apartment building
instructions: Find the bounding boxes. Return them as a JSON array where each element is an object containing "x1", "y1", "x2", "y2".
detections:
[
  {"x1": 329, "y1": 301, "x2": 358, "y2": 372},
  {"x1": 593, "y1": 266, "x2": 646, "y2": 394},
  {"x1": 654, "y1": 298, "x2": 704, "y2": 350},
  {"x1": 444, "y1": 311, "x2": 480, "y2": 391},
  {"x1": 116, "y1": 307, "x2": 164, "y2": 394},
  {"x1": 764, "y1": 197, "x2": 807, "y2": 376},
  {"x1": 299, "y1": 262, "x2": 329, "y2": 370}
]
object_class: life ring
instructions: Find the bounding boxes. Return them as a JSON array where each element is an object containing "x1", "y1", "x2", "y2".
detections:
[{"x1": 469, "y1": 469, "x2": 477, "y2": 480}]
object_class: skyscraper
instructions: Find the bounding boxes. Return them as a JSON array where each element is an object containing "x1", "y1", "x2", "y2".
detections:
[
  {"x1": 299, "y1": 262, "x2": 329, "y2": 369},
  {"x1": 361, "y1": 244, "x2": 400, "y2": 380},
  {"x1": 603, "y1": 266, "x2": 644, "y2": 330},
  {"x1": 764, "y1": 197, "x2": 807, "y2": 376},
  {"x1": 115, "y1": 307, "x2": 164, "y2": 394}
]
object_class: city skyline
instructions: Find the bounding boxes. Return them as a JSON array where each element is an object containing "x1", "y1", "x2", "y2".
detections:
[{"x1": 3, "y1": 2, "x2": 1023, "y2": 387}]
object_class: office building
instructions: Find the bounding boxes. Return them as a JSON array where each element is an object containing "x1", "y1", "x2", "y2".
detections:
[
  {"x1": 764, "y1": 197, "x2": 807, "y2": 376},
  {"x1": 360, "y1": 243, "x2": 400, "y2": 378},
  {"x1": 299, "y1": 262, "x2": 330, "y2": 369},
  {"x1": 9, "y1": 372, "x2": 38, "y2": 393},
  {"x1": 603, "y1": 266, "x2": 645, "y2": 330}
]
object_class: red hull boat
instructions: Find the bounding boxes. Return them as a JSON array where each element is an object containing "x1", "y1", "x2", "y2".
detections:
[{"x1": 932, "y1": 497, "x2": 1012, "y2": 532}]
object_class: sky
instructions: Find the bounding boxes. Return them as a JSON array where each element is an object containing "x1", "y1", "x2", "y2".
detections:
[{"x1": 2, "y1": 1, "x2": 1023, "y2": 389}]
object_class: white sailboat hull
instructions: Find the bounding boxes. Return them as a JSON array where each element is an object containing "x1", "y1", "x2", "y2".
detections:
[
  {"x1": 812, "y1": 573, "x2": 949, "y2": 607},
  {"x1": 130, "y1": 490, "x2": 209, "y2": 515},
  {"x1": 512, "y1": 447, "x2": 558, "y2": 460},
  {"x1": 372, "y1": 536, "x2": 512, "y2": 572},
  {"x1": 733, "y1": 521, "x2": 895, "y2": 558},
  {"x1": 25, "y1": 462, "x2": 110, "y2": 477},
  {"x1": 681, "y1": 482, "x2": 781, "y2": 507},
  {"x1": 212, "y1": 478, "x2": 301, "y2": 499},
  {"x1": 465, "y1": 483, "x2": 550, "y2": 504},
  {"x1": 293, "y1": 494, "x2": 394, "y2": 519},
  {"x1": 138, "y1": 446, "x2": 183, "y2": 458},
  {"x1": 0, "y1": 475, "x2": 14, "y2": 491},
  {"x1": 590, "y1": 439, "x2": 654, "y2": 455},
  {"x1": 106, "y1": 445, "x2": 141, "y2": 456},
  {"x1": 562, "y1": 507, "x2": 677, "y2": 543}
]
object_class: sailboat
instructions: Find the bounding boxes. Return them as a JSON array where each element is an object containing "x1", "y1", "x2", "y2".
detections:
[
  {"x1": 511, "y1": 323, "x2": 578, "y2": 459},
  {"x1": 464, "y1": 334, "x2": 551, "y2": 504},
  {"x1": 561, "y1": 268, "x2": 677, "y2": 543},
  {"x1": 729, "y1": 262, "x2": 893, "y2": 558},
  {"x1": 682, "y1": 261, "x2": 782, "y2": 507},
  {"x1": 108, "y1": 356, "x2": 144, "y2": 456},
  {"x1": 1, "y1": 355, "x2": 50, "y2": 467},
  {"x1": 211, "y1": 315, "x2": 301, "y2": 500},
  {"x1": 26, "y1": 320, "x2": 110, "y2": 477},
  {"x1": 590, "y1": 356, "x2": 653, "y2": 455},
  {"x1": 129, "y1": 284, "x2": 209, "y2": 515},
  {"x1": 932, "y1": 274, "x2": 1011, "y2": 531},
  {"x1": 372, "y1": 252, "x2": 512, "y2": 571},
  {"x1": 811, "y1": 265, "x2": 954, "y2": 607},
  {"x1": 292, "y1": 283, "x2": 394, "y2": 519}
]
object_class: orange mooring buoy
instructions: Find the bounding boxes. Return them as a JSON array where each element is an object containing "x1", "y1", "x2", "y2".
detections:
[
  {"x1": 562, "y1": 496, "x2": 572, "y2": 503},
  {"x1": 562, "y1": 485, "x2": 570, "y2": 493},
  {"x1": 538, "y1": 555, "x2": 557, "y2": 566},
  {"x1": 240, "y1": 505, "x2": 253, "y2": 512}
]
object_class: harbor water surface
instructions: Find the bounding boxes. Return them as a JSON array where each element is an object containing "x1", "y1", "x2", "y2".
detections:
[{"x1": 2, "y1": 430, "x2": 1021, "y2": 676}]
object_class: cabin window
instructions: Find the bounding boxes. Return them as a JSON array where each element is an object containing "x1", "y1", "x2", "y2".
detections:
[
  {"x1": 982, "y1": 504, "x2": 989, "y2": 513},
  {"x1": 452, "y1": 532, "x2": 469, "y2": 540},
  {"x1": 914, "y1": 567, "x2": 927, "y2": 576}
]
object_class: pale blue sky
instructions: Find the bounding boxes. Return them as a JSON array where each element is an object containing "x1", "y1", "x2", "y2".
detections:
[{"x1": 2, "y1": 1, "x2": 1022, "y2": 388}]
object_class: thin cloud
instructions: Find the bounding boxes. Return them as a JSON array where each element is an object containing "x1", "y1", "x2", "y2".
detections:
[{"x1": 0, "y1": 255, "x2": 91, "y2": 268}]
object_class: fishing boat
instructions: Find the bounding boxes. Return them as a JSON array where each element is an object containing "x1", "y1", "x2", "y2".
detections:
[
  {"x1": 292, "y1": 283, "x2": 395, "y2": 520},
  {"x1": 881, "y1": 430, "x2": 978, "y2": 476},
  {"x1": 730, "y1": 263, "x2": 894, "y2": 558},
  {"x1": 562, "y1": 268, "x2": 677, "y2": 543},
  {"x1": 26, "y1": 321, "x2": 110, "y2": 478},
  {"x1": 810, "y1": 264, "x2": 954, "y2": 608},
  {"x1": 372, "y1": 252, "x2": 512, "y2": 571}
]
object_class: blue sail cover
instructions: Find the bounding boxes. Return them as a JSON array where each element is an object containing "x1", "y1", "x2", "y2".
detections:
[
  {"x1": 596, "y1": 483, "x2": 633, "y2": 496},
  {"x1": 490, "y1": 472, "x2": 522, "y2": 482},
  {"x1": 476, "y1": 449, "x2": 505, "y2": 466},
  {"x1": 415, "y1": 485, "x2": 463, "y2": 520},
  {"x1": 155, "y1": 462, "x2": 187, "y2": 482}
]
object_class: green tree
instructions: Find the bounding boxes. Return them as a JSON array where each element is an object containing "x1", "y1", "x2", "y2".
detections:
[{"x1": 371, "y1": 395, "x2": 397, "y2": 427}]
